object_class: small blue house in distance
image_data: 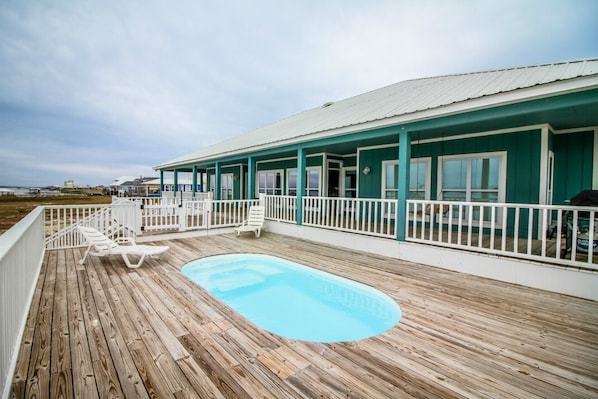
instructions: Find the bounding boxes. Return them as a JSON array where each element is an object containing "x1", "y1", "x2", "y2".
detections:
[{"x1": 154, "y1": 58, "x2": 598, "y2": 299}]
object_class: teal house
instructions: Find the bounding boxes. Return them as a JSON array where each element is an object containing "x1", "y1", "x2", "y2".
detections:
[{"x1": 155, "y1": 59, "x2": 598, "y2": 298}]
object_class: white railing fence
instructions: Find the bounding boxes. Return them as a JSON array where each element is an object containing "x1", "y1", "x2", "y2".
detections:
[
  {"x1": 302, "y1": 197, "x2": 397, "y2": 239},
  {"x1": 209, "y1": 199, "x2": 261, "y2": 228},
  {"x1": 45, "y1": 204, "x2": 139, "y2": 249},
  {"x1": 159, "y1": 192, "x2": 212, "y2": 201},
  {"x1": 263, "y1": 195, "x2": 297, "y2": 223},
  {"x1": 407, "y1": 200, "x2": 598, "y2": 270},
  {"x1": 42, "y1": 197, "x2": 265, "y2": 246},
  {"x1": 0, "y1": 207, "x2": 45, "y2": 399}
]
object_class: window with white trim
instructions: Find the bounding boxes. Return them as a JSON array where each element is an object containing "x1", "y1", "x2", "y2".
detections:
[
  {"x1": 382, "y1": 158, "x2": 431, "y2": 200},
  {"x1": 439, "y1": 152, "x2": 506, "y2": 221},
  {"x1": 287, "y1": 169, "x2": 297, "y2": 196},
  {"x1": 221, "y1": 174, "x2": 233, "y2": 200},
  {"x1": 343, "y1": 168, "x2": 357, "y2": 198},
  {"x1": 287, "y1": 167, "x2": 321, "y2": 196},
  {"x1": 306, "y1": 167, "x2": 321, "y2": 196},
  {"x1": 258, "y1": 170, "x2": 283, "y2": 195}
]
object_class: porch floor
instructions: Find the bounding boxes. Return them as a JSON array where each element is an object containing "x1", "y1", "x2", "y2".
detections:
[{"x1": 10, "y1": 233, "x2": 598, "y2": 398}]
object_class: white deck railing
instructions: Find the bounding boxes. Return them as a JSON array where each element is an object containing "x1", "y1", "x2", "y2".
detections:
[
  {"x1": 209, "y1": 199, "x2": 261, "y2": 228},
  {"x1": 45, "y1": 204, "x2": 139, "y2": 249},
  {"x1": 0, "y1": 207, "x2": 45, "y2": 398},
  {"x1": 407, "y1": 200, "x2": 598, "y2": 270},
  {"x1": 302, "y1": 197, "x2": 397, "y2": 239},
  {"x1": 263, "y1": 195, "x2": 297, "y2": 223},
  {"x1": 30, "y1": 196, "x2": 598, "y2": 271}
]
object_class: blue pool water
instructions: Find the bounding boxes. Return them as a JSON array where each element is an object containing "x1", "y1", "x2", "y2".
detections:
[{"x1": 181, "y1": 254, "x2": 401, "y2": 342}]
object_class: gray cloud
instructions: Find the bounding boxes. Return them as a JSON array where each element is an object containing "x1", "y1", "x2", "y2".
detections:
[{"x1": 0, "y1": 0, "x2": 596, "y2": 187}]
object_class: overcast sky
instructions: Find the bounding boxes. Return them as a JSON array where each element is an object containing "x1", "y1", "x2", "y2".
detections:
[{"x1": 0, "y1": 0, "x2": 596, "y2": 187}]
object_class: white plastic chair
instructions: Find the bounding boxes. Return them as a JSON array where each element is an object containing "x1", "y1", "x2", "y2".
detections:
[
  {"x1": 234, "y1": 205, "x2": 265, "y2": 238},
  {"x1": 77, "y1": 226, "x2": 169, "y2": 268}
]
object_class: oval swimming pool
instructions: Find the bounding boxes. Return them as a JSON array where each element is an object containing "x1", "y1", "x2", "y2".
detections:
[{"x1": 181, "y1": 254, "x2": 401, "y2": 342}]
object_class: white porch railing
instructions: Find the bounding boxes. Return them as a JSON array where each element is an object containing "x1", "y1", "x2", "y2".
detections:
[
  {"x1": 302, "y1": 197, "x2": 397, "y2": 239},
  {"x1": 407, "y1": 200, "x2": 598, "y2": 270},
  {"x1": 0, "y1": 207, "x2": 45, "y2": 398},
  {"x1": 42, "y1": 197, "x2": 264, "y2": 246},
  {"x1": 45, "y1": 203, "x2": 139, "y2": 249},
  {"x1": 263, "y1": 195, "x2": 297, "y2": 223},
  {"x1": 35, "y1": 195, "x2": 598, "y2": 271},
  {"x1": 209, "y1": 199, "x2": 261, "y2": 228}
]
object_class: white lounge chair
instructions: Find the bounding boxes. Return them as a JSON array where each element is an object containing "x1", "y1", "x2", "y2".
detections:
[
  {"x1": 77, "y1": 226, "x2": 169, "y2": 268},
  {"x1": 234, "y1": 205, "x2": 265, "y2": 237}
]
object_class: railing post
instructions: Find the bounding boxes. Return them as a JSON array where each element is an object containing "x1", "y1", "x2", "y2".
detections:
[
  {"x1": 204, "y1": 198, "x2": 212, "y2": 229},
  {"x1": 135, "y1": 201, "x2": 143, "y2": 234},
  {"x1": 179, "y1": 199, "x2": 187, "y2": 231}
]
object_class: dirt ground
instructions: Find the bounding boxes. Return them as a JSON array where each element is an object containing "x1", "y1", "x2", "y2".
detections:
[{"x1": 0, "y1": 195, "x2": 111, "y2": 235}]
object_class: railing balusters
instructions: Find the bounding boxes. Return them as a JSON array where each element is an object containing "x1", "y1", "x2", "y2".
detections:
[
  {"x1": 527, "y1": 209, "x2": 534, "y2": 255},
  {"x1": 588, "y1": 212, "x2": 595, "y2": 264},
  {"x1": 541, "y1": 208, "x2": 548, "y2": 257},
  {"x1": 478, "y1": 206, "x2": 484, "y2": 248},
  {"x1": 404, "y1": 200, "x2": 597, "y2": 270}
]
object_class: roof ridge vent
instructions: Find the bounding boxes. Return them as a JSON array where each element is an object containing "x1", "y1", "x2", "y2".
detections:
[{"x1": 322, "y1": 101, "x2": 335, "y2": 108}]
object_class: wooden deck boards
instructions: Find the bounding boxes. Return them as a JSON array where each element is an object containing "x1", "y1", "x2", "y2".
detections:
[{"x1": 10, "y1": 233, "x2": 598, "y2": 398}]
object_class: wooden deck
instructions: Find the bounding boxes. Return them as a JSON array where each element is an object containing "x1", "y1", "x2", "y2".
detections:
[{"x1": 10, "y1": 233, "x2": 598, "y2": 398}]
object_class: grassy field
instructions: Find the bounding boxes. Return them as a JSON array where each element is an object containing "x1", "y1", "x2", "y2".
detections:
[{"x1": 0, "y1": 195, "x2": 112, "y2": 235}]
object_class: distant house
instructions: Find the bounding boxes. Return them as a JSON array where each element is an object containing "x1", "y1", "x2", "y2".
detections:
[
  {"x1": 109, "y1": 176, "x2": 137, "y2": 196},
  {"x1": 63, "y1": 180, "x2": 77, "y2": 189},
  {"x1": 131, "y1": 177, "x2": 161, "y2": 197},
  {"x1": 0, "y1": 188, "x2": 15, "y2": 196},
  {"x1": 110, "y1": 176, "x2": 163, "y2": 197},
  {"x1": 146, "y1": 175, "x2": 203, "y2": 198}
]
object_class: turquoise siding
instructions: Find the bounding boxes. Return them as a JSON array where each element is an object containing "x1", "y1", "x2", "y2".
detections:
[
  {"x1": 553, "y1": 130, "x2": 594, "y2": 204},
  {"x1": 359, "y1": 147, "x2": 398, "y2": 198},
  {"x1": 358, "y1": 130, "x2": 544, "y2": 204},
  {"x1": 342, "y1": 156, "x2": 357, "y2": 167}
]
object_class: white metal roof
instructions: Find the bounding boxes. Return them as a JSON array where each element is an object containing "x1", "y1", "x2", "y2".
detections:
[
  {"x1": 156, "y1": 58, "x2": 598, "y2": 169},
  {"x1": 110, "y1": 175, "x2": 137, "y2": 186}
]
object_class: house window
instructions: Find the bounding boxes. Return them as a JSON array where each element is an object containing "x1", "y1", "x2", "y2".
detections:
[
  {"x1": 258, "y1": 170, "x2": 283, "y2": 195},
  {"x1": 343, "y1": 169, "x2": 357, "y2": 198},
  {"x1": 287, "y1": 168, "x2": 321, "y2": 196},
  {"x1": 306, "y1": 167, "x2": 321, "y2": 197},
  {"x1": 221, "y1": 174, "x2": 233, "y2": 200},
  {"x1": 382, "y1": 159, "x2": 431, "y2": 200},
  {"x1": 439, "y1": 152, "x2": 506, "y2": 221},
  {"x1": 287, "y1": 170, "x2": 297, "y2": 196}
]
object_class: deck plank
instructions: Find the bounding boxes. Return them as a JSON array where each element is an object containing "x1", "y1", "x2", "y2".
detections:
[{"x1": 10, "y1": 233, "x2": 598, "y2": 398}]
